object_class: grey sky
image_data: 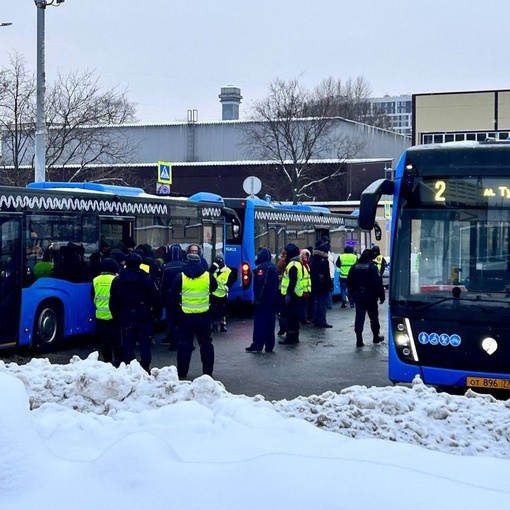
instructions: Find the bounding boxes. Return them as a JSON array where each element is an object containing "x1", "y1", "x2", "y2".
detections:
[{"x1": 1, "y1": 0, "x2": 509, "y2": 124}]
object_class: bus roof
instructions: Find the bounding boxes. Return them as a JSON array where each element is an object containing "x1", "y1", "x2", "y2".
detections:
[{"x1": 27, "y1": 182, "x2": 146, "y2": 197}]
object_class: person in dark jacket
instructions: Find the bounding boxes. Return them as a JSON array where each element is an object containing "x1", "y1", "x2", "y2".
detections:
[
  {"x1": 110, "y1": 252, "x2": 161, "y2": 373},
  {"x1": 209, "y1": 252, "x2": 237, "y2": 333},
  {"x1": 91, "y1": 257, "x2": 121, "y2": 367},
  {"x1": 310, "y1": 244, "x2": 334, "y2": 328},
  {"x1": 279, "y1": 243, "x2": 303, "y2": 345},
  {"x1": 347, "y1": 249, "x2": 386, "y2": 348},
  {"x1": 246, "y1": 248, "x2": 279, "y2": 352},
  {"x1": 169, "y1": 253, "x2": 218, "y2": 378},
  {"x1": 160, "y1": 244, "x2": 187, "y2": 350}
]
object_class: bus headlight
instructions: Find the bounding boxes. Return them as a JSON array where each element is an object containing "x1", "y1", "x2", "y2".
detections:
[{"x1": 392, "y1": 317, "x2": 419, "y2": 362}]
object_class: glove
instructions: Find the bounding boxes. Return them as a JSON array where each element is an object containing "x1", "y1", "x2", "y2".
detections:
[
  {"x1": 285, "y1": 294, "x2": 291, "y2": 306},
  {"x1": 212, "y1": 262, "x2": 219, "y2": 270}
]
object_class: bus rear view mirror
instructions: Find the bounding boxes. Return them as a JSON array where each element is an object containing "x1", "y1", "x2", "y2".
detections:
[{"x1": 359, "y1": 179, "x2": 394, "y2": 231}]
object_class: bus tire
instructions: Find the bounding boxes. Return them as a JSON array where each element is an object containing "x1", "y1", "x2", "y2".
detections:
[{"x1": 32, "y1": 300, "x2": 63, "y2": 352}]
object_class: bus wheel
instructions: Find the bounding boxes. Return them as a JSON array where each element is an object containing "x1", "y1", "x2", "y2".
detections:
[{"x1": 33, "y1": 301, "x2": 63, "y2": 352}]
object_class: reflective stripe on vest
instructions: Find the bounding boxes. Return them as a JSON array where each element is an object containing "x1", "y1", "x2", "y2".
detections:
[
  {"x1": 181, "y1": 272, "x2": 210, "y2": 313},
  {"x1": 213, "y1": 267, "x2": 232, "y2": 298},
  {"x1": 339, "y1": 253, "x2": 358, "y2": 278},
  {"x1": 281, "y1": 260, "x2": 305, "y2": 297},
  {"x1": 93, "y1": 273, "x2": 116, "y2": 320},
  {"x1": 301, "y1": 264, "x2": 311, "y2": 293}
]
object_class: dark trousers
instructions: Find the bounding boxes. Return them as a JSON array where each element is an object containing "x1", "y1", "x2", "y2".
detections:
[
  {"x1": 164, "y1": 306, "x2": 180, "y2": 348},
  {"x1": 313, "y1": 291, "x2": 329, "y2": 326},
  {"x1": 340, "y1": 278, "x2": 353, "y2": 306},
  {"x1": 96, "y1": 318, "x2": 122, "y2": 367},
  {"x1": 285, "y1": 295, "x2": 302, "y2": 342},
  {"x1": 121, "y1": 321, "x2": 153, "y2": 373},
  {"x1": 211, "y1": 296, "x2": 228, "y2": 327},
  {"x1": 251, "y1": 304, "x2": 276, "y2": 351},
  {"x1": 354, "y1": 300, "x2": 380, "y2": 337},
  {"x1": 277, "y1": 293, "x2": 288, "y2": 332},
  {"x1": 177, "y1": 313, "x2": 214, "y2": 378}
]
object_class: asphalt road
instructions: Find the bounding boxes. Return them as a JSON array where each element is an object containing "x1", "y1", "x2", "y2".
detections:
[{"x1": 2, "y1": 301, "x2": 391, "y2": 401}]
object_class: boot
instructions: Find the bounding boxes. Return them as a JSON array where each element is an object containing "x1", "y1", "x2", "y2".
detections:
[
  {"x1": 356, "y1": 333, "x2": 364, "y2": 348},
  {"x1": 373, "y1": 334, "x2": 384, "y2": 344}
]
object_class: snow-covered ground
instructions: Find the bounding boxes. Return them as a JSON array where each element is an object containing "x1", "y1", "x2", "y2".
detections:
[{"x1": 2, "y1": 352, "x2": 510, "y2": 509}]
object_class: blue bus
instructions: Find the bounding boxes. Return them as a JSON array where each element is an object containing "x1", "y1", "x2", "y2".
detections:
[
  {"x1": 223, "y1": 196, "x2": 366, "y2": 303},
  {"x1": 0, "y1": 182, "x2": 228, "y2": 352},
  {"x1": 360, "y1": 140, "x2": 510, "y2": 391}
]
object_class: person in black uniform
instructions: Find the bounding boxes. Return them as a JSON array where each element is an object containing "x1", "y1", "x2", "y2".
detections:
[
  {"x1": 347, "y1": 249, "x2": 385, "y2": 348},
  {"x1": 246, "y1": 247, "x2": 279, "y2": 353},
  {"x1": 110, "y1": 252, "x2": 161, "y2": 372},
  {"x1": 160, "y1": 244, "x2": 186, "y2": 350},
  {"x1": 169, "y1": 253, "x2": 218, "y2": 378}
]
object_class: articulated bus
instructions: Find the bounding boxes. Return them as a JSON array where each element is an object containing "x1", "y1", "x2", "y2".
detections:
[
  {"x1": 0, "y1": 182, "x2": 228, "y2": 352},
  {"x1": 223, "y1": 196, "x2": 369, "y2": 303},
  {"x1": 360, "y1": 139, "x2": 510, "y2": 391}
]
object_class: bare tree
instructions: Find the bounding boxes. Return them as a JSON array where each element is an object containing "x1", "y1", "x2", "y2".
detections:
[
  {"x1": 44, "y1": 69, "x2": 138, "y2": 181},
  {"x1": 0, "y1": 52, "x2": 36, "y2": 186},
  {"x1": 0, "y1": 58, "x2": 139, "y2": 185},
  {"x1": 304, "y1": 76, "x2": 391, "y2": 129},
  {"x1": 241, "y1": 76, "x2": 366, "y2": 204}
]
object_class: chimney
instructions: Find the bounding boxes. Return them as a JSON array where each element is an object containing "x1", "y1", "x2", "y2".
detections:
[{"x1": 219, "y1": 86, "x2": 242, "y2": 120}]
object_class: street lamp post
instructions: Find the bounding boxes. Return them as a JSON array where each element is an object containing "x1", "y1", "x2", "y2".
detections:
[{"x1": 34, "y1": 0, "x2": 65, "y2": 183}]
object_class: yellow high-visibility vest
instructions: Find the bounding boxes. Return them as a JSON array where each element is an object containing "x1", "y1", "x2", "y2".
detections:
[
  {"x1": 181, "y1": 272, "x2": 210, "y2": 313},
  {"x1": 93, "y1": 273, "x2": 116, "y2": 320},
  {"x1": 339, "y1": 253, "x2": 357, "y2": 278},
  {"x1": 281, "y1": 260, "x2": 305, "y2": 297},
  {"x1": 212, "y1": 267, "x2": 232, "y2": 298}
]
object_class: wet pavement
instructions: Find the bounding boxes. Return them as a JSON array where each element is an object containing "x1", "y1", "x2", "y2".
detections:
[{"x1": 3, "y1": 301, "x2": 390, "y2": 402}]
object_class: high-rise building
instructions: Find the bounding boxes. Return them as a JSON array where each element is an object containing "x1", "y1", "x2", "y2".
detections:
[{"x1": 370, "y1": 95, "x2": 412, "y2": 137}]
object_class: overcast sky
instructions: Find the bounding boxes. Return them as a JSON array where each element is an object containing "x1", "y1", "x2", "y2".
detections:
[{"x1": 2, "y1": 1, "x2": 509, "y2": 124}]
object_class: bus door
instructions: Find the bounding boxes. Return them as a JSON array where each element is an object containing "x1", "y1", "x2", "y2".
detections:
[
  {"x1": 268, "y1": 224, "x2": 285, "y2": 262},
  {"x1": 202, "y1": 220, "x2": 224, "y2": 267},
  {"x1": 0, "y1": 215, "x2": 22, "y2": 347},
  {"x1": 99, "y1": 217, "x2": 135, "y2": 253}
]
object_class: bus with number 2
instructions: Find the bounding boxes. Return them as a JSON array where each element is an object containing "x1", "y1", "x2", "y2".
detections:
[{"x1": 360, "y1": 139, "x2": 510, "y2": 391}]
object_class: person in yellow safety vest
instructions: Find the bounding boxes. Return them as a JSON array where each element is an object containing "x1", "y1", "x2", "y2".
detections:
[
  {"x1": 371, "y1": 245, "x2": 388, "y2": 277},
  {"x1": 299, "y1": 248, "x2": 312, "y2": 325},
  {"x1": 279, "y1": 243, "x2": 304, "y2": 345},
  {"x1": 169, "y1": 252, "x2": 218, "y2": 379},
  {"x1": 336, "y1": 246, "x2": 358, "y2": 308},
  {"x1": 210, "y1": 252, "x2": 237, "y2": 333},
  {"x1": 90, "y1": 258, "x2": 121, "y2": 367}
]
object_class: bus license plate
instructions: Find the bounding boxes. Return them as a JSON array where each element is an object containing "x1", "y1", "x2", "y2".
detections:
[{"x1": 466, "y1": 377, "x2": 510, "y2": 389}]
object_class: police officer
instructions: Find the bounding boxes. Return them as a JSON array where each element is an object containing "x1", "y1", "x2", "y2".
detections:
[
  {"x1": 246, "y1": 247, "x2": 279, "y2": 352},
  {"x1": 210, "y1": 252, "x2": 236, "y2": 333},
  {"x1": 110, "y1": 252, "x2": 161, "y2": 373},
  {"x1": 169, "y1": 252, "x2": 218, "y2": 378},
  {"x1": 336, "y1": 246, "x2": 358, "y2": 308},
  {"x1": 279, "y1": 243, "x2": 304, "y2": 345},
  {"x1": 347, "y1": 249, "x2": 385, "y2": 348},
  {"x1": 91, "y1": 258, "x2": 121, "y2": 366}
]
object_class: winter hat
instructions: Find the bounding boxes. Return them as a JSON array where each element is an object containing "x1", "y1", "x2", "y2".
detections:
[
  {"x1": 255, "y1": 247, "x2": 271, "y2": 265},
  {"x1": 125, "y1": 252, "x2": 142, "y2": 268},
  {"x1": 317, "y1": 244, "x2": 330, "y2": 253},
  {"x1": 187, "y1": 253, "x2": 201, "y2": 263},
  {"x1": 321, "y1": 235, "x2": 330, "y2": 244},
  {"x1": 100, "y1": 258, "x2": 120, "y2": 274},
  {"x1": 215, "y1": 252, "x2": 224, "y2": 261},
  {"x1": 284, "y1": 243, "x2": 300, "y2": 260},
  {"x1": 109, "y1": 248, "x2": 126, "y2": 264}
]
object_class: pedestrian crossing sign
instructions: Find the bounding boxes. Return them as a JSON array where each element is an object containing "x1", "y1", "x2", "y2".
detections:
[{"x1": 158, "y1": 161, "x2": 172, "y2": 184}]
